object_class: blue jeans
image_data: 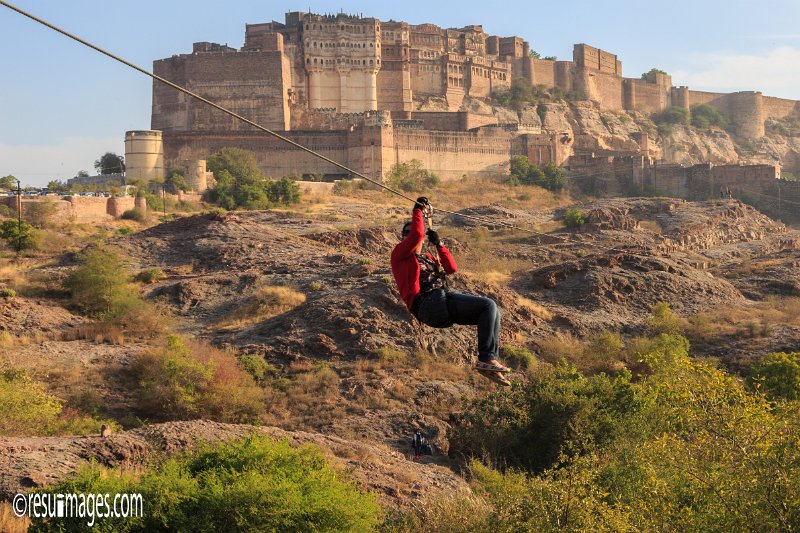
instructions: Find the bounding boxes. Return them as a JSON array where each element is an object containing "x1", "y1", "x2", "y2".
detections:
[{"x1": 446, "y1": 291, "x2": 500, "y2": 362}]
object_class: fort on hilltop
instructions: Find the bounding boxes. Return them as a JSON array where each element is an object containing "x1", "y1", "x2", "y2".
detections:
[{"x1": 130, "y1": 10, "x2": 799, "y2": 216}]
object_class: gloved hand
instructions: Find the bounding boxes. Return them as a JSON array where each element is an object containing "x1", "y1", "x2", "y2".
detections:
[
  {"x1": 426, "y1": 229, "x2": 441, "y2": 246},
  {"x1": 414, "y1": 196, "x2": 430, "y2": 211}
]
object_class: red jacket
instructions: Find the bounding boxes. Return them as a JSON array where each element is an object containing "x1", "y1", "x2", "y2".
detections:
[{"x1": 390, "y1": 208, "x2": 457, "y2": 312}]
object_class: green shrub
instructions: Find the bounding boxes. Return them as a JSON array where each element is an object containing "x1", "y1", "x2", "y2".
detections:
[
  {"x1": 30, "y1": 435, "x2": 383, "y2": 532},
  {"x1": 448, "y1": 334, "x2": 800, "y2": 531},
  {"x1": 134, "y1": 268, "x2": 164, "y2": 284},
  {"x1": 691, "y1": 103, "x2": 726, "y2": 130},
  {"x1": 492, "y1": 78, "x2": 535, "y2": 112},
  {"x1": 375, "y1": 347, "x2": 406, "y2": 364},
  {"x1": 646, "y1": 302, "x2": 681, "y2": 336},
  {"x1": 0, "y1": 287, "x2": 15, "y2": 298},
  {"x1": 385, "y1": 160, "x2": 440, "y2": 193},
  {"x1": 120, "y1": 208, "x2": 147, "y2": 222},
  {"x1": 748, "y1": 351, "x2": 800, "y2": 400},
  {"x1": 653, "y1": 106, "x2": 689, "y2": 126},
  {"x1": 509, "y1": 156, "x2": 564, "y2": 191},
  {"x1": 64, "y1": 246, "x2": 134, "y2": 318},
  {"x1": 586, "y1": 330, "x2": 624, "y2": 367},
  {"x1": 450, "y1": 362, "x2": 639, "y2": 472},
  {"x1": 0, "y1": 219, "x2": 42, "y2": 251},
  {"x1": 64, "y1": 246, "x2": 164, "y2": 334},
  {"x1": 500, "y1": 346, "x2": 536, "y2": 370},
  {"x1": 563, "y1": 208, "x2": 585, "y2": 228},
  {"x1": 237, "y1": 353, "x2": 276, "y2": 386},
  {"x1": 130, "y1": 335, "x2": 266, "y2": 423},
  {"x1": 0, "y1": 366, "x2": 62, "y2": 435},
  {"x1": 115, "y1": 227, "x2": 134, "y2": 236},
  {"x1": 205, "y1": 148, "x2": 301, "y2": 209}
]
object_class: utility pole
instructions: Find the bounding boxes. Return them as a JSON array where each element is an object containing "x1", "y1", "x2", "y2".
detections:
[{"x1": 16, "y1": 178, "x2": 22, "y2": 254}]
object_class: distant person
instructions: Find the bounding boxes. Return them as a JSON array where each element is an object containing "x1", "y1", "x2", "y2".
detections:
[{"x1": 390, "y1": 197, "x2": 511, "y2": 386}]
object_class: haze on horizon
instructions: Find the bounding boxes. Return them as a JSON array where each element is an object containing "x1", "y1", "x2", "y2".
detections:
[{"x1": 1, "y1": 0, "x2": 798, "y2": 187}]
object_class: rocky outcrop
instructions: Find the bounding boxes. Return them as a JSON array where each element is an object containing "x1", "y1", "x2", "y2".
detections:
[{"x1": 0, "y1": 421, "x2": 469, "y2": 506}]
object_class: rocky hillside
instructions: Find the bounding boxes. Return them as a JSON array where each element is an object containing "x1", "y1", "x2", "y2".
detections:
[
  {"x1": 2, "y1": 194, "x2": 800, "y2": 515},
  {"x1": 416, "y1": 95, "x2": 800, "y2": 174}
]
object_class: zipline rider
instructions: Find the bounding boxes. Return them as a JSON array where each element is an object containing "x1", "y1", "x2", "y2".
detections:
[{"x1": 390, "y1": 197, "x2": 511, "y2": 386}]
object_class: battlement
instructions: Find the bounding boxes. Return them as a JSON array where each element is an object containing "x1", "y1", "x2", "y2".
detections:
[{"x1": 574, "y1": 43, "x2": 621, "y2": 76}]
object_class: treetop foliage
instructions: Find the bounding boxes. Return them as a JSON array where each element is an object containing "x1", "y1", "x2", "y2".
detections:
[
  {"x1": 447, "y1": 330, "x2": 800, "y2": 531},
  {"x1": 205, "y1": 147, "x2": 301, "y2": 210},
  {"x1": 509, "y1": 155, "x2": 565, "y2": 191},
  {"x1": 94, "y1": 152, "x2": 125, "y2": 175},
  {"x1": 384, "y1": 159, "x2": 440, "y2": 193}
]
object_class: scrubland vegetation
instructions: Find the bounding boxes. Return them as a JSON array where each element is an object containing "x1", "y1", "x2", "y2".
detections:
[
  {"x1": 3, "y1": 169, "x2": 800, "y2": 532},
  {"x1": 29, "y1": 435, "x2": 383, "y2": 532}
]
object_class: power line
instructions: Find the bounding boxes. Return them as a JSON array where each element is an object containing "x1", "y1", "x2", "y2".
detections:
[
  {"x1": 4, "y1": 1, "x2": 787, "y2": 259},
  {"x1": 0, "y1": 0, "x2": 583, "y2": 245}
]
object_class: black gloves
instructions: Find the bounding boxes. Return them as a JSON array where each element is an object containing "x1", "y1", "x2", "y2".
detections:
[
  {"x1": 414, "y1": 196, "x2": 430, "y2": 211},
  {"x1": 426, "y1": 229, "x2": 441, "y2": 246}
]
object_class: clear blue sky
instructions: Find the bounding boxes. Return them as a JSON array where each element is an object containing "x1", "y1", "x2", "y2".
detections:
[{"x1": 1, "y1": 0, "x2": 799, "y2": 186}]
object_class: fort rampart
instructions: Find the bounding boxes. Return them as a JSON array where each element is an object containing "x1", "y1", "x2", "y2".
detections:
[
  {"x1": 0, "y1": 196, "x2": 139, "y2": 223},
  {"x1": 568, "y1": 155, "x2": 796, "y2": 221}
]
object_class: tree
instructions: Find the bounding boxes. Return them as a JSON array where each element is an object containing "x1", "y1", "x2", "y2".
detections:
[
  {"x1": 76, "y1": 170, "x2": 89, "y2": 178},
  {"x1": 543, "y1": 161, "x2": 565, "y2": 191},
  {"x1": 385, "y1": 160, "x2": 440, "y2": 192},
  {"x1": 94, "y1": 152, "x2": 125, "y2": 175},
  {"x1": 0, "y1": 175, "x2": 18, "y2": 190},
  {"x1": 564, "y1": 208, "x2": 585, "y2": 228},
  {"x1": 509, "y1": 156, "x2": 564, "y2": 191},
  {"x1": 206, "y1": 148, "x2": 300, "y2": 210},
  {"x1": 0, "y1": 219, "x2": 40, "y2": 251},
  {"x1": 529, "y1": 50, "x2": 541, "y2": 59},
  {"x1": 47, "y1": 180, "x2": 67, "y2": 194},
  {"x1": 207, "y1": 147, "x2": 261, "y2": 183},
  {"x1": 164, "y1": 169, "x2": 189, "y2": 194},
  {"x1": 641, "y1": 67, "x2": 668, "y2": 79}
]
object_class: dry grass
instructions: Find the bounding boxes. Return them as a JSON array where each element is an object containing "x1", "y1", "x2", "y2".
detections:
[
  {"x1": 533, "y1": 219, "x2": 565, "y2": 234},
  {"x1": 0, "y1": 332, "x2": 50, "y2": 347},
  {"x1": 481, "y1": 270, "x2": 511, "y2": 284},
  {"x1": 433, "y1": 176, "x2": 569, "y2": 212},
  {"x1": 219, "y1": 284, "x2": 306, "y2": 329},
  {"x1": 129, "y1": 336, "x2": 267, "y2": 423},
  {"x1": 537, "y1": 332, "x2": 585, "y2": 365},
  {"x1": 0, "y1": 502, "x2": 29, "y2": 533},
  {"x1": 61, "y1": 322, "x2": 126, "y2": 345},
  {"x1": 683, "y1": 297, "x2": 800, "y2": 342},
  {"x1": 0, "y1": 262, "x2": 26, "y2": 289},
  {"x1": 517, "y1": 296, "x2": 554, "y2": 321}
]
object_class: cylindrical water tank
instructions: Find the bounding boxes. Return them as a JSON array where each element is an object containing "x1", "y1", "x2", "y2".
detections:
[{"x1": 125, "y1": 130, "x2": 164, "y2": 181}]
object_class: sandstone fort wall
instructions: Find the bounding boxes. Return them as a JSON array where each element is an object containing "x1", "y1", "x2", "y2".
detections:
[
  {"x1": 0, "y1": 196, "x2": 138, "y2": 223},
  {"x1": 152, "y1": 47, "x2": 290, "y2": 132}
]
